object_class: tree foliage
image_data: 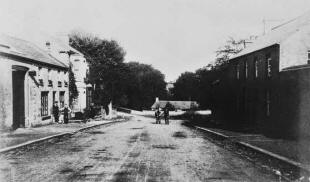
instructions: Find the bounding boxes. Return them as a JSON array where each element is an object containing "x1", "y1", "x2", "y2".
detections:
[
  {"x1": 172, "y1": 37, "x2": 248, "y2": 109},
  {"x1": 69, "y1": 31, "x2": 128, "y2": 107},
  {"x1": 69, "y1": 63, "x2": 79, "y2": 106},
  {"x1": 172, "y1": 72, "x2": 199, "y2": 101},
  {"x1": 214, "y1": 37, "x2": 245, "y2": 69},
  {"x1": 126, "y1": 62, "x2": 167, "y2": 110},
  {"x1": 69, "y1": 31, "x2": 167, "y2": 110}
]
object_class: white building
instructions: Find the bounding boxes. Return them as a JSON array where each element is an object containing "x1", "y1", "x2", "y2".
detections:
[
  {"x1": 26, "y1": 33, "x2": 92, "y2": 113},
  {"x1": 0, "y1": 34, "x2": 69, "y2": 129}
]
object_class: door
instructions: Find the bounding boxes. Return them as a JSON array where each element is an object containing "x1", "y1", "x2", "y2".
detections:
[
  {"x1": 12, "y1": 69, "x2": 26, "y2": 129},
  {"x1": 53, "y1": 91, "x2": 56, "y2": 104}
]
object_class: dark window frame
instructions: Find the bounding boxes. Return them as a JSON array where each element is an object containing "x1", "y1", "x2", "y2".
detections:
[
  {"x1": 236, "y1": 63, "x2": 240, "y2": 80},
  {"x1": 266, "y1": 90, "x2": 270, "y2": 117},
  {"x1": 41, "y1": 91, "x2": 49, "y2": 116},
  {"x1": 254, "y1": 57, "x2": 258, "y2": 79},
  {"x1": 266, "y1": 53, "x2": 272, "y2": 79},
  {"x1": 244, "y1": 59, "x2": 248, "y2": 80},
  {"x1": 308, "y1": 50, "x2": 310, "y2": 64},
  {"x1": 59, "y1": 91, "x2": 65, "y2": 108}
]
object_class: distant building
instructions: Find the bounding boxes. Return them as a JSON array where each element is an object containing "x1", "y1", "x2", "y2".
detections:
[
  {"x1": 151, "y1": 97, "x2": 198, "y2": 110},
  {"x1": 0, "y1": 34, "x2": 69, "y2": 129},
  {"x1": 212, "y1": 11, "x2": 310, "y2": 137},
  {"x1": 166, "y1": 81, "x2": 174, "y2": 91}
]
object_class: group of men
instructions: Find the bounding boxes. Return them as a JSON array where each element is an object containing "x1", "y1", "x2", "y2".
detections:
[
  {"x1": 52, "y1": 102, "x2": 71, "y2": 124},
  {"x1": 155, "y1": 107, "x2": 169, "y2": 124}
]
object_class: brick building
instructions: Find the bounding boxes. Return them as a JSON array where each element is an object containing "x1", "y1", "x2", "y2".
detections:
[
  {"x1": 0, "y1": 34, "x2": 69, "y2": 129},
  {"x1": 212, "y1": 12, "x2": 310, "y2": 137}
]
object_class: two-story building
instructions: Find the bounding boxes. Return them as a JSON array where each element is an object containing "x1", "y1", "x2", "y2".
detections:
[
  {"x1": 212, "y1": 11, "x2": 310, "y2": 137},
  {"x1": 0, "y1": 34, "x2": 69, "y2": 129},
  {"x1": 26, "y1": 33, "x2": 92, "y2": 114}
]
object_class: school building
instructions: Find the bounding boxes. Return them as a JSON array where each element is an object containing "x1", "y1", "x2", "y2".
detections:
[{"x1": 212, "y1": 11, "x2": 310, "y2": 137}]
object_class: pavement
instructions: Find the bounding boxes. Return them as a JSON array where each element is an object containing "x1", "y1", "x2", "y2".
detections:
[
  {"x1": 0, "y1": 115, "x2": 279, "y2": 182},
  {"x1": 0, "y1": 116, "x2": 129, "y2": 152},
  {"x1": 193, "y1": 125, "x2": 310, "y2": 180}
]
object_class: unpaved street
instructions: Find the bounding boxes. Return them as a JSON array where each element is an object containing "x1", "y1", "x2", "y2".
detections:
[{"x1": 0, "y1": 116, "x2": 278, "y2": 182}]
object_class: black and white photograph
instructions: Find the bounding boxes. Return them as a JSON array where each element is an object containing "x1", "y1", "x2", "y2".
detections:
[{"x1": 1, "y1": 0, "x2": 310, "y2": 181}]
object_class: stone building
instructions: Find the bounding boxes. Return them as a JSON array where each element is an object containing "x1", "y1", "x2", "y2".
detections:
[
  {"x1": 212, "y1": 11, "x2": 310, "y2": 137},
  {"x1": 27, "y1": 33, "x2": 92, "y2": 113},
  {"x1": 0, "y1": 34, "x2": 69, "y2": 129}
]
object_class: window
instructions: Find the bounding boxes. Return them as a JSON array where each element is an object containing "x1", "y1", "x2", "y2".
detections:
[
  {"x1": 41, "y1": 92, "x2": 49, "y2": 116},
  {"x1": 244, "y1": 60, "x2": 248, "y2": 79},
  {"x1": 236, "y1": 64, "x2": 240, "y2": 79},
  {"x1": 254, "y1": 57, "x2": 258, "y2": 79},
  {"x1": 308, "y1": 50, "x2": 310, "y2": 64},
  {"x1": 48, "y1": 69, "x2": 52, "y2": 80},
  {"x1": 38, "y1": 67, "x2": 42, "y2": 77},
  {"x1": 59, "y1": 91, "x2": 65, "y2": 108},
  {"x1": 86, "y1": 88, "x2": 92, "y2": 108},
  {"x1": 266, "y1": 90, "x2": 270, "y2": 116},
  {"x1": 266, "y1": 54, "x2": 272, "y2": 78}
]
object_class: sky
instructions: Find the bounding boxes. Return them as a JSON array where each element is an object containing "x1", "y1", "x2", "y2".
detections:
[{"x1": 1, "y1": 0, "x2": 310, "y2": 81}]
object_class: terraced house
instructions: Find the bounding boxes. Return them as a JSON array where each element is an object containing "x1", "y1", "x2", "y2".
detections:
[
  {"x1": 0, "y1": 34, "x2": 69, "y2": 129},
  {"x1": 213, "y1": 11, "x2": 310, "y2": 137}
]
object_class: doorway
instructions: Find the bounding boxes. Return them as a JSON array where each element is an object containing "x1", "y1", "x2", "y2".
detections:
[{"x1": 12, "y1": 66, "x2": 27, "y2": 129}]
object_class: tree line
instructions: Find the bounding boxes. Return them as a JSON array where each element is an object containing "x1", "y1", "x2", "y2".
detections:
[
  {"x1": 69, "y1": 31, "x2": 167, "y2": 111},
  {"x1": 171, "y1": 37, "x2": 251, "y2": 109}
]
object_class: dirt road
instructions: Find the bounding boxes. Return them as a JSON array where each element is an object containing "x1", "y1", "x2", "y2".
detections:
[{"x1": 0, "y1": 116, "x2": 278, "y2": 181}]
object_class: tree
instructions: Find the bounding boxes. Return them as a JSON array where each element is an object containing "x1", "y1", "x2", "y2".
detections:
[
  {"x1": 69, "y1": 63, "x2": 78, "y2": 106},
  {"x1": 172, "y1": 72, "x2": 200, "y2": 101},
  {"x1": 125, "y1": 62, "x2": 167, "y2": 110},
  {"x1": 214, "y1": 37, "x2": 246, "y2": 68},
  {"x1": 69, "y1": 31, "x2": 128, "y2": 108},
  {"x1": 171, "y1": 37, "x2": 251, "y2": 109}
]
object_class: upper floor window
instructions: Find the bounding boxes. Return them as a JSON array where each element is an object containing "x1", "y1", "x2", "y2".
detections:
[
  {"x1": 244, "y1": 60, "x2": 248, "y2": 79},
  {"x1": 48, "y1": 69, "x2": 52, "y2": 80},
  {"x1": 254, "y1": 57, "x2": 258, "y2": 79},
  {"x1": 74, "y1": 59, "x2": 80, "y2": 62},
  {"x1": 266, "y1": 54, "x2": 272, "y2": 78},
  {"x1": 236, "y1": 64, "x2": 240, "y2": 79},
  {"x1": 308, "y1": 50, "x2": 310, "y2": 64},
  {"x1": 38, "y1": 67, "x2": 42, "y2": 77}
]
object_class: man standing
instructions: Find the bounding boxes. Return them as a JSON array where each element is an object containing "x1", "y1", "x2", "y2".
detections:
[
  {"x1": 52, "y1": 102, "x2": 59, "y2": 123},
  {"x1": 164, "y1": 107, "x2": 169, "y2": 125},
  {"x1": 61, "y1": 104, "x2": 71, "y2": 124}
]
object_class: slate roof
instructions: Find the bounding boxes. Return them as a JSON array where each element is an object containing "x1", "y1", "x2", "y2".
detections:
[
  {"x1": 151, "y1": 100, "x2": 199, "y2": 110},
  {"x1": 0, "y1": 34, "x2": 67, "y2": 69},
  {"x1": 230, "y1": 10, "x2": 310, "y2": 61}
]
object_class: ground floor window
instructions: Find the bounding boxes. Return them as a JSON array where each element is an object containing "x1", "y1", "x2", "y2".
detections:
[
  {"x1": 59, "y1": 91, "x2": 65, "y2": 108},
  {"x1": 86, "y1": 88, "x2": 92, "y2": 108},
  {"x1": 41, "y1": 91, "x2": 49, "y2": 116},
  {"x1": 308, "y1": 50, "x2": 310, "y2": 64},
  {"x1": 266, "y1": 90, "x2": 270, "y2": 116}
]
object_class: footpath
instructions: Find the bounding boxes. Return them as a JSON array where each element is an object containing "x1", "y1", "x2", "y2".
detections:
[
  {"x1": 0, "y1": 116, "x2": 129, "y2": 153},
  {"x1": 194, "y1": 125, "x2": 310, "y2": 180}
]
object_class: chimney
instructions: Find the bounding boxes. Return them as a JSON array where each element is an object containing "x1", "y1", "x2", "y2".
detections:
[
  {"x1": 45, "y1": 41, "x2": 51, "y2": 53},
  {"x1": 155, "y1": 97, "x2": 159, "y2": 102}
]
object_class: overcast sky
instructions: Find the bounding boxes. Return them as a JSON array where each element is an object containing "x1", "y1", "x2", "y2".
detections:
[{"x1": 1, "y1": 0, "x2": 310, "y2": 81}]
